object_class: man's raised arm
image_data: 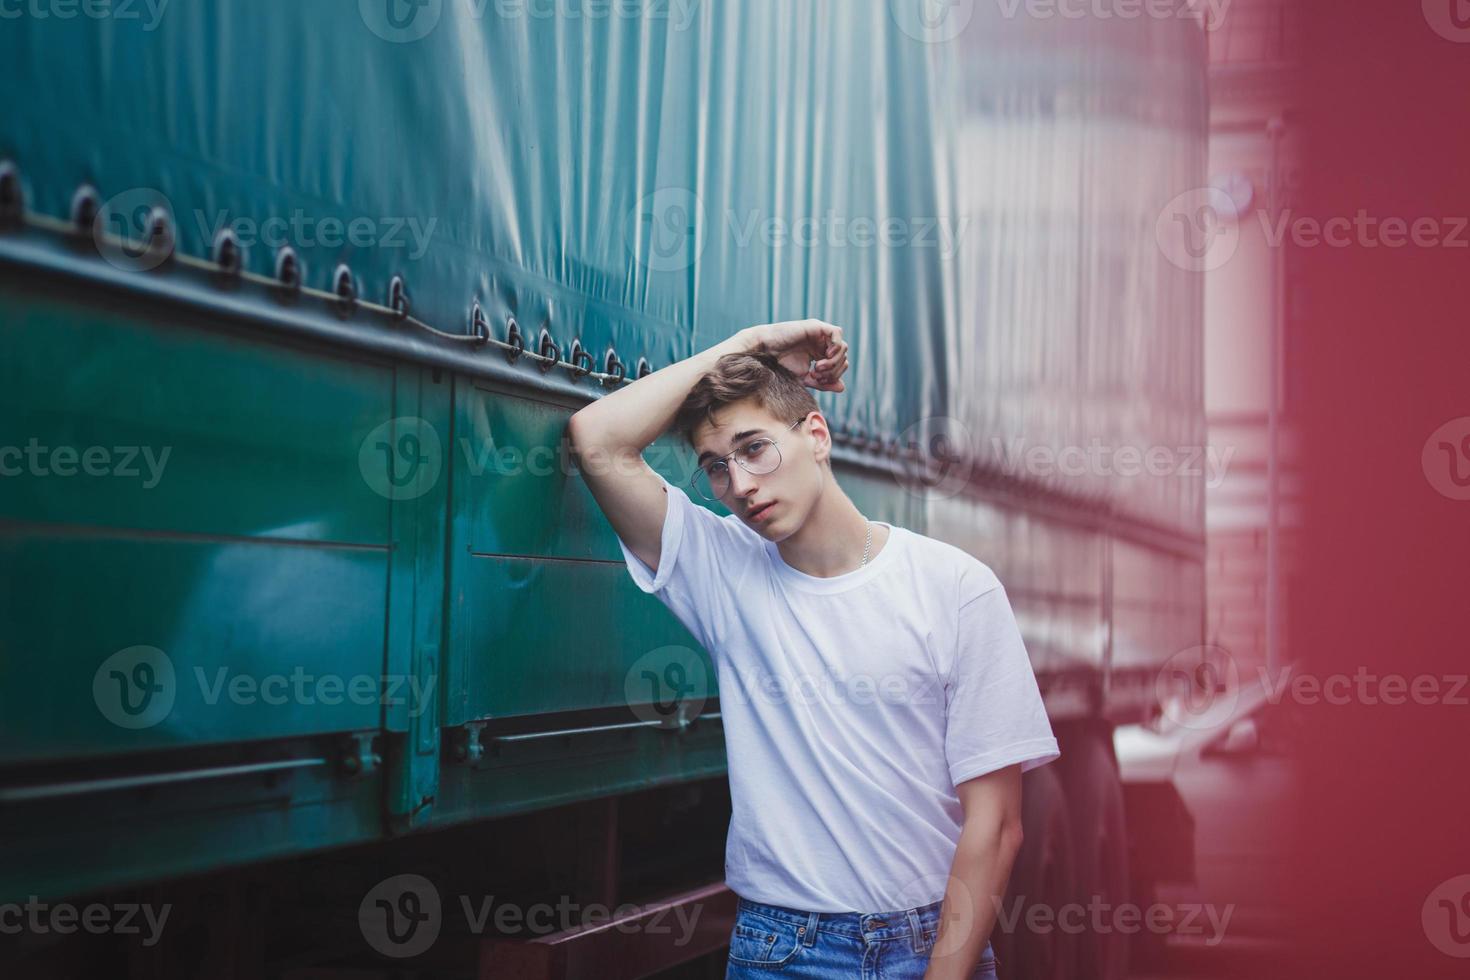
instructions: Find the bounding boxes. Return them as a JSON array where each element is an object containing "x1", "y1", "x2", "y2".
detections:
[{"x1": 565, "y1": 319, "x2": 849, "y2": 576}]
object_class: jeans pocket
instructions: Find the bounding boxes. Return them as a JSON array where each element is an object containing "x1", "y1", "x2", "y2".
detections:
[{"x1": 727, "y1": 912, "x2": 804, "y2": 969}]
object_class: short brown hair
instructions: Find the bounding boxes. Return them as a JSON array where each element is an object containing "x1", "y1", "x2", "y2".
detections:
[{"x1": 672, "y1": 347, "x2": 820, "y2": 450}]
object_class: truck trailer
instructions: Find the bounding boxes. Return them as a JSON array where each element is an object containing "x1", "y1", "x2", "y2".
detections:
[{"x1": 0, "y1": 3, "x2": 1208, "y2": 977}]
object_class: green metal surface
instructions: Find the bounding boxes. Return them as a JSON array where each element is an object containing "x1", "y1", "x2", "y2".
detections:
[
  {"x1": 0, "y1": 284, "x2": 396, "y2": 765},
  {"x1": 0, "y1": 533, "x2": 389, "y2": 763},
  {"x1": 0, "y1": 736, "x2": 383, "y2": 903},
  {"x1": 435, "y1": 724, "x2": 731, "y2": 827},
  {"x1": 382, "y1": 367, "x2": 451, "y2": 831},
  {"x1": 0, "y1": 285, "x2": 394, "y2": 543}
]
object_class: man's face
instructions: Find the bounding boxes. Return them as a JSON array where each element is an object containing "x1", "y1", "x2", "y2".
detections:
[{"x1": 691, "y1": 400, "x2": 827, "y2": 538}]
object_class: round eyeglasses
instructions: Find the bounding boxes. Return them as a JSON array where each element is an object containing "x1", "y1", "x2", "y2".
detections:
[{"x1": 690, "y1": 416, "x2": 806, "y2": 501}]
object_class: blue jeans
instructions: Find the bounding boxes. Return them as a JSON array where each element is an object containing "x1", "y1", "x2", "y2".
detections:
[{"x1": 724, "y1": 894, "x2": 999, "y2": 979}]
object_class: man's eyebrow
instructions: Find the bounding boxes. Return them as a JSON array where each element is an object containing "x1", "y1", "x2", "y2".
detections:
[{"x1": 696, "y1": 429, "x2": 769, "y2": 465}]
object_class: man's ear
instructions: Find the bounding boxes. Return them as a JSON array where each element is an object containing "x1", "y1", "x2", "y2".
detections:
[{"x1": 807, "y1": 413, "x2": 833, "y2": 465}]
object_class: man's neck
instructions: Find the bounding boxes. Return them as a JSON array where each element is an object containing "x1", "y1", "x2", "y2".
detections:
[{"x1": 775, "y1": 477, "x2": 882, "y2": 578}]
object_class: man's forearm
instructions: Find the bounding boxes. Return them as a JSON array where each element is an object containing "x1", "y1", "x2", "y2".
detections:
[
  {"x1": 568, "y1": 327, "x2": 760, "y2": 452},
  {"x1": 924, "y1": 822, "x2": 1024, "y2": 980}
]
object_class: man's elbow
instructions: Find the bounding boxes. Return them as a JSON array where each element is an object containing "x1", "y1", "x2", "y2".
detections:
[
  {"x1": 567, "y1": 412, "x2": 640, "y2": 483},
  {"x1": 567, "y1": 407, "x2": 590, "y2": 439},
  {"x1": 1001, "y1": 818, "x2": 1024, "y2": 855},
  {"x1": 960, "y1": 811, "x2": 1025, "y2": 859},
  {"x1": 567, "y1": 409, "x2": 603, "y2": 454}
]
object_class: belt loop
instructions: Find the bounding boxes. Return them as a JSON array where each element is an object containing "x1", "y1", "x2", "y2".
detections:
[
  {"x1": 906, "y1": 907, "x2": 927, "y2": 954},
  {"x1": 802, "y1": 911, "x2": 819, "y2": 947}
]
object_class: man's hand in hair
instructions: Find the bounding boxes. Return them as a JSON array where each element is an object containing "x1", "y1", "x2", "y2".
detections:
[{"x1": 747, "y1": 318, "x2": 850, "y2": 392}]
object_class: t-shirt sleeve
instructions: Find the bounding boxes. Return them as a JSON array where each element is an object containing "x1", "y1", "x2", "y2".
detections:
[
  {"x1": 613, "y1": 470, "x2": 751, "y2": 652},
  {"x1": 943, "y1": 569, "x2": 1062, "y2": 786}
]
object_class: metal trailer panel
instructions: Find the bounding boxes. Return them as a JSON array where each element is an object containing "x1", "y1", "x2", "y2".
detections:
[
  {"x1": 947, "y1": 9, "x2": 1210, "y2": 534},
  {"x1": 0, "y1": 284, "x2": 395, "y2": 765}
]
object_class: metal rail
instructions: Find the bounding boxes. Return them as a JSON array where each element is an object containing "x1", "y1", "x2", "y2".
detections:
[{"x1": 0, "y1": 757, "x2": 331, "y2": 804}]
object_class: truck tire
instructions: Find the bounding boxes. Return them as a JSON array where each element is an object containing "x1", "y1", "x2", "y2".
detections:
[
  {"x1": 1057, "y1": 733, "x2": 1131, "y2": 980},
  {"x1": 994, "y1": 763, "x2": 1078, "y2": 980}
]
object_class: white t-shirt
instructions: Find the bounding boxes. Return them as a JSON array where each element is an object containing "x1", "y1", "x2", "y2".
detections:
[{"x1": 615, "y1": 472, "x2": 1061, "y2": 913}]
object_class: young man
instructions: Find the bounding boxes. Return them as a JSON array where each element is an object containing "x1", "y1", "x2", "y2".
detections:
[{"x1": 567, "y1": 319, "x2": 1060, "y2": 979}]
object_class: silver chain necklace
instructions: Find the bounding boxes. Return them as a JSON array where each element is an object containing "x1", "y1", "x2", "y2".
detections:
[{"x1": 860, "y1": 520, "x2": 872, "y2": 567}]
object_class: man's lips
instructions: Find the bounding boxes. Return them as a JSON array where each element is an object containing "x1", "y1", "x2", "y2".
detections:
[{"x1": 748, "y1": 501, "x2": 777, "y2": 521}]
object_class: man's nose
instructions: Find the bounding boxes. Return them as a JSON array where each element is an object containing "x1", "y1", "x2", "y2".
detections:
[{"x1": 727, "y1": 464, "x2": 759, "y2": 498}]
